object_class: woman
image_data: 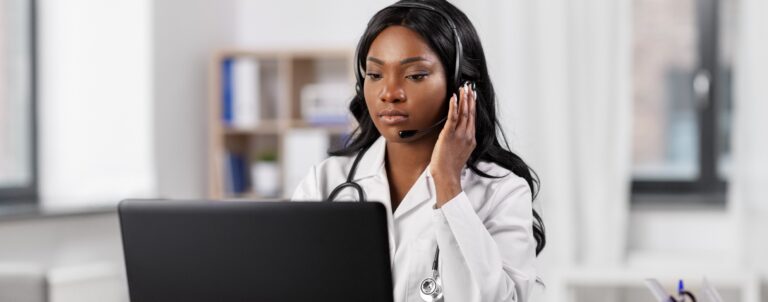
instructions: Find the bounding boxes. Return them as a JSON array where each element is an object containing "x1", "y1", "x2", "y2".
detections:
[{"x1": 291, "y1": 0, "x2": 545, "y2": 301}]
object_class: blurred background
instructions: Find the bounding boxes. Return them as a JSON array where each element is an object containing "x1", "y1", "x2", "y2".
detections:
[{"x1": 1, "y1": 0, "x2": 766, "y2": 301}]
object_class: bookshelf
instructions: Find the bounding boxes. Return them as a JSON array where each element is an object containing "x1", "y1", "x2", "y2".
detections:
[{"x1": 207, "y1": 49, "x2": 356, "y2": 200}]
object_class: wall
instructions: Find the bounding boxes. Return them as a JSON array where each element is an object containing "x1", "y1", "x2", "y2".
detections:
[
  {"x1": 37, "y1": 0, "x2": 155, "y2": 207},
  {"x1": 152, "y1": 0, "x2": 237, "y2": 199},
  {"x1": 628, "y1": 206, "x2": 739, "y2": 269},
  {"x1": 234, "y1": 0, "x2": 392, "y2": 49}
]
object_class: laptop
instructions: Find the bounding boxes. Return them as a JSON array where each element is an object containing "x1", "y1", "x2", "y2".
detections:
[{"x1": 118, "y1": 199, "x2": 393, "y2": 302}]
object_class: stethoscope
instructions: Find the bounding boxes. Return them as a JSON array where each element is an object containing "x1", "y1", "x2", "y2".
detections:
[{"x1": 325, "y1": 144, "x2": 444, "y2": 302}]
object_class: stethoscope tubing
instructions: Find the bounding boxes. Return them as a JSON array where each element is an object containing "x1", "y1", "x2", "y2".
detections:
[{"x1": 326, "y1": 142, "x2": 443, "y2": 301}]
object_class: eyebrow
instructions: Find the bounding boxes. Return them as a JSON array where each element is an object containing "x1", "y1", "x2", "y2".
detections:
[{"x1": 367, "y1": 56, "x2": 429, "y2": 65}]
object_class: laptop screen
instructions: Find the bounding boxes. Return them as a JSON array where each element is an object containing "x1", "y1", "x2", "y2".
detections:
[{"x1": 119, "y1": 200, "x2": 393, "y2": 302}]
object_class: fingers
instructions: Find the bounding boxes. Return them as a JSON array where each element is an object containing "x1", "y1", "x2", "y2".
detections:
[
  {"x1": 443, "y1": 82, "x2": 476, "y2": 144},
  {"x1": 444, "y1": 92, "x2": 458, "y2": 132},
  {"x1": 467, "y1": 82, "x2": 476, "y2": 139},
  {"x1": 456, "y1": 82, "x2": 470, "y2": 132}
]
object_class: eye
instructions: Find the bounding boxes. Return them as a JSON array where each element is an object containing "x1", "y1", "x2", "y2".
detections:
[
  {"x1": 366, "y1": 73, "x2": 382, "y2": 80},
  {"x1": 406, "y1": 73, "x2": 429, "y2": 81}
]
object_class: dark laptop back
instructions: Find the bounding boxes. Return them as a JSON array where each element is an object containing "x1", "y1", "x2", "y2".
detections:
[{"x1": 118, "y1": 199, "x2": 393, "y2": 302}]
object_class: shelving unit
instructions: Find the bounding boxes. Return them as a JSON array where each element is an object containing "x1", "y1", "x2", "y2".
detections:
[{"x1": 207, "y1": 49, "x2": 356, "y2": 200}]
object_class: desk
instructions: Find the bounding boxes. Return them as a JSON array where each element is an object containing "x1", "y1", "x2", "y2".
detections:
[{"x1": 546, "y1": 268, "x2": 761, "y2": 302}]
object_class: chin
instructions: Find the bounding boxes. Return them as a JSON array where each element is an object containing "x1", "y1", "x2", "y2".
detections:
[
  {"x1": 379, "y1": 129, "x2": 404, "y2": 142},
  {"x1": 373, "y1": 127, "x2": 404, "y2": 142}
]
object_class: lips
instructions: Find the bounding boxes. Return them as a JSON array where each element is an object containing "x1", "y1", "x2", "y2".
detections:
[{"x1": 377, "y1": 108, "x2": 409, "y2": 125}]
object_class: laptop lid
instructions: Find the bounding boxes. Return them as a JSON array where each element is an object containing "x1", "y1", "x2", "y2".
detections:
[{"x1": 118, "y1": 199, "x2": 393, "y2": 302}]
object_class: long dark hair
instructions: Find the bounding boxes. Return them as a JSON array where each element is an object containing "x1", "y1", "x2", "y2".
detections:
[{"x1": 330, "y1": 0, "x2": 546, "y2": 256}]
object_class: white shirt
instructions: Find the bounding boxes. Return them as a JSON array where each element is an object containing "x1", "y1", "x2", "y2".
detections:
[{"x1": 290, "y1": 136, "x2": 537, "y2": 302}]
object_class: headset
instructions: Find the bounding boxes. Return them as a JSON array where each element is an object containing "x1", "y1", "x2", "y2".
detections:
[{"x1": 331, "y1": 2, "x2": 469, "y2": 301}]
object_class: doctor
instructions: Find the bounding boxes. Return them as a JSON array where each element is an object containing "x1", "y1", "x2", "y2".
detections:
[{"x1": 291, "y1": 1, "x2": 545, "y2": 301}]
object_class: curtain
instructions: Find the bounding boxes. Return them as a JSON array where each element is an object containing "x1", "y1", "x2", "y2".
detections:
[
  {"x1": 456, "y1": 1, "x2": 633, "y2": 300},
  {"x1": 732, "y1": 0, "x2": 768, "y2": 274}
]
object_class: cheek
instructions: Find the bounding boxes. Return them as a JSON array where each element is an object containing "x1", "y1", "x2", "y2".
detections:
[
  {"x1": 363, "y1": 86, "x2": 377, "y2": 117},
  {"x1": 363, "y1": 85, "x2": 375, "y2": 105},
  {"x1": 411, "y1": 80, "x2": 447, "y2": 107}
]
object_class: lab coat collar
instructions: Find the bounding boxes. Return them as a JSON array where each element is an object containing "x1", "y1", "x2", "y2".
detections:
[
  {"x1": 392, "y1": 167, "x2": 434, "y2": 220},
  {"x1": 350, "y1": 136, "x2": 387, "y2": 182}
]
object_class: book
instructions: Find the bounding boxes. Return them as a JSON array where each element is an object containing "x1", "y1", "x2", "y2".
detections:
[
  {"x1": 224, "y1": 152, "x2": 248, "y2": 195},
  {"x1": 232, "y1": 57, "x2": 261, "y2": 128},
  {"x1": 300, "y1": 82, "x2": 354, "y2": 125},
  {"x1": 221, "y1": 58, "x2": 234, "y2": 126},
  {"x1": 283, "y1": 129, "x2": 329, "y2": 198}
]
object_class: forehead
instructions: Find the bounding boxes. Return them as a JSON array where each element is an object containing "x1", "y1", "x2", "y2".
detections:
[{"x1": 367, "y1": 25, "x2": 440, "y2": 64}]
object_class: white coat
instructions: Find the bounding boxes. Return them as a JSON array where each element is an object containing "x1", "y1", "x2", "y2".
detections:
[{"x1": 290, "y1": 136, "x2": 538, "y2": 302}]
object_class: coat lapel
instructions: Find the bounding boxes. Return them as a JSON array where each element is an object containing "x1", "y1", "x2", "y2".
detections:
[
  {"x1": 349, "y1": 137, "x2": 386, "y2": 183},
  {"x1": 392, "y1": 167, "x2": 434, "y2": 220}
]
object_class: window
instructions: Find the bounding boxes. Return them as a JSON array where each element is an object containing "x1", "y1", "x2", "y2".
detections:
[
  {"x1": 0, "y1": 0, "x2": 36, "y2": 204},
  {"x1": 631, "y1": 0, "x2": 735, "y2": 205}
]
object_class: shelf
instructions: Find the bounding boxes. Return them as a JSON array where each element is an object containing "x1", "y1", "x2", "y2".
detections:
[
  {"x1": 222, "y1": 120, "x2": 283, "y2": 135},
  {"x1": 218, "y1": 193, "x2": 283, "y2": 202},
  {"x1": 222, "y1": 119, "x2": 353, "y2": 135},
  {"x1": 286, "y1": 119, "x2": 354, "y2": 135}
]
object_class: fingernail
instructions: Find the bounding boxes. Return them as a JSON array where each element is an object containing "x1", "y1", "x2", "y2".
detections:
[{"x1": 472, "y1": 81, "x2": 476, "y2": 91}]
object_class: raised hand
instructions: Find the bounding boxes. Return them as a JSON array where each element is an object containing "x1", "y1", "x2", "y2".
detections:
[{"x1": 430, "y1": 81, "x2": 476, "y2": 207}]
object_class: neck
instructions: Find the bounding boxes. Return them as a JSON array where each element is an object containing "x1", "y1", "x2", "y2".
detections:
[{"x1": 384, "y1": 131, "x2": 439, "y2": 176}]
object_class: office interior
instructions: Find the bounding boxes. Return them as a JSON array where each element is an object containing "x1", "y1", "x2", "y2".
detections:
[{"x1": 1, "y1": 0, "x2": 766, "y2": 301}]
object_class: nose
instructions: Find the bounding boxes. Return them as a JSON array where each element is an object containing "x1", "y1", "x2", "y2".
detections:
[{"x1": 379, "y1": 78, "x2": 406, "y2": 103}]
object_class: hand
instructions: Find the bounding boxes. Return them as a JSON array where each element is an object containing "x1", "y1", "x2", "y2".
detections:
[{"x1": 430, "y1": 82, "x2": 476, "y2": 207}]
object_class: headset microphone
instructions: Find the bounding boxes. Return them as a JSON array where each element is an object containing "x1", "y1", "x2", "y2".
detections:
[{"x1": 398, "y1": 116, "x2": 448, "y2": 139}]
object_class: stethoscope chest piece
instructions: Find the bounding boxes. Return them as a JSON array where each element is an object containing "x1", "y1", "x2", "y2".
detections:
[{"x1": 419, "y1": 269, "x2": 443, "y2": 302}]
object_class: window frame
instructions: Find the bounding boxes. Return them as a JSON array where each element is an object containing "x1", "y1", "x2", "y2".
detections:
[
  {"x1": 0, "y1": 0, "x2": 38, "y2": 205},
  {"x1": 631, "y1": 0, "x2": 728, "y2": 206}
]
